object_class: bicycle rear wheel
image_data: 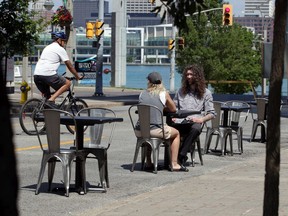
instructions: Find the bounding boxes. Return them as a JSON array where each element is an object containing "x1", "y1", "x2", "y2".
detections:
[
  {"x1": 19, "y1": 98, "x2": 45, "y2": 135},
  {"x1": 65, "y1": 98, "x2": 88, "y2": 134}
]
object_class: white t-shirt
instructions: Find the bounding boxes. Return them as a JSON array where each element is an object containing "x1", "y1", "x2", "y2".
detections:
[{"x1": 34, "y1": 42, "x2": 69, "y2": 76}]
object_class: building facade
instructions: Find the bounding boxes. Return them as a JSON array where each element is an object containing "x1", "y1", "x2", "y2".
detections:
[
  {"x1": 244, "y1": 0, "x2": 275, "y2": 17},
  {"x1": 234, "y1": 16, "x2": 274, "y2": 42}
]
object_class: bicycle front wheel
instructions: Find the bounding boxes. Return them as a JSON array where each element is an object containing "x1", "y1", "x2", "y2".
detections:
[
  {"x1": 65, "y1": 98, "x2": 88, "y2": 134},
  {"x1": 19, "y1": 98, "x2": 45, "y2": 135}
]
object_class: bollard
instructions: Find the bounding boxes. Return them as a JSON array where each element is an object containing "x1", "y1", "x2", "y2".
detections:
[{"x1": 20, "y1": 81, "x2": 31, "y2": 104}]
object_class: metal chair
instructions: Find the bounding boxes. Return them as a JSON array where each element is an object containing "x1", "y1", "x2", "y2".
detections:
[
  {"x1": 33, "y1": 109, "x2": 85, "y2": 197},
  {"x1": 189, "y1": 136, "x2": 203, "y2": 167},
  {"x1": 250, "y1": 98, "x2": 267, "y2": 142},
  {"x1": 204, "y1": 101, "x2": 233, "y2": 156},
  {"x1": 128, "y1": 104, "x2": 171, "y2": 174},
  {"x1": 222, "y1": 100, "x2": 250, "y2": 154},
  {"x1": 76, "y1": 107, "x2": 117, "y2": 193}
]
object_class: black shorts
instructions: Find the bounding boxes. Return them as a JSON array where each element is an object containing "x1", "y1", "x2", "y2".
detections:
[{"x1": 34, "y1": 74, "x2": 66, "y2": 99}]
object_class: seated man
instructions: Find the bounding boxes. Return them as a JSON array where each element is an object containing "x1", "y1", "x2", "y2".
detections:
[
  {"x1": 34, "y1": 32, "x2": 82, "y2": 108},
  {"x1": 172, "y1": 64, "x2": 216, "y2": 165}
]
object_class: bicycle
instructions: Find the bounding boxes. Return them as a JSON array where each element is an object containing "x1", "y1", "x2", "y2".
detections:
[{"x1": 19, "y1": 75, "x2": 88, "y2": 135}]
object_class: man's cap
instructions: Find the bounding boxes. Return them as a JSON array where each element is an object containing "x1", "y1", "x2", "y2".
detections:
[{"x1": 147, "y1": 72, "x2": 162, "y2": 84}]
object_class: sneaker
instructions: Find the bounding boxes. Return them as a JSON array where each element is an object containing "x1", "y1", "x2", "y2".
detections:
[{"x1": 45, "y1": 100, "x2": 60, "y2": 109}]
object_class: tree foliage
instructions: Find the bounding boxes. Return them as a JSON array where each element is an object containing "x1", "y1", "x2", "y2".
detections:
[
  {"x1": 157, "y1": 0, "x2": 262, "y2": 94},
  {"x1": 0, "y1": 0, "x2": 45, "y2": 58},
  {"x1": 176, "y1": 13, "x2": 262, "y2": 94}
]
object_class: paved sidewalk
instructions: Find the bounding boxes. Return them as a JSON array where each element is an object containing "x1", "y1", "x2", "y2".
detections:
[
  {"x1": 78, "y1": 148, "x2": 288, "y2": 216},
  {"x1": 10, "y1": 85, "x2": 288, "y2": 216}
]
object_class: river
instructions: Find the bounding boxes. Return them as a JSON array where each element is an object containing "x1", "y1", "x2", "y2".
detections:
[{"x1": 27, "y1": 64, "x2": 288, "y2": 96}]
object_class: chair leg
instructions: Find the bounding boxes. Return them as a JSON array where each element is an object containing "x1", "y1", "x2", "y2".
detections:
[
  {"x1": 141, "y1": 145, "x2": 147, "y2": 170},
  {"x1": 204, "y1": 129, "x2": 213, "y2": 153},
  {"x1": 250, "y1": 121, "x2": 258, "y2": 142},
  {"x1": 61, "y1": 163, "x2": 70, "y2": 197},
  {"x1": 190, "y1": 142, "x2": 196, "y2": 167},
  {"x1": 197, "y1": 140, "x2": 203, "y2": 166},
  {"x1": 35, "y1": 155, "x2": 48, "y2": 195},
  {"x1": 237, "y1": 128, "x2": 243, "y2": 154},
  {"x1": 131, "y1": 141, "x2": 141, "y2": 172},
  {"x1": 220, "y1": 133, "x2": 226, "y2": 156},
  {"x1": 229, "y1": 133, "x2": 233, "y2": 156},
  {"x1": 151, "y1": 144, "x2": 159, "y2": 174},
  {"x1": 98, "y1": 159, "x2": 106, "y2": 191},
  {"x1": 48, "y1": 160, "x2": 56, "y2": 191}
]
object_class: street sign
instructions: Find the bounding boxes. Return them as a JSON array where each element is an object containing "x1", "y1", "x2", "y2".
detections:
[{"x1": 75, "y1": 56, "x2": 97, "y2": 72}]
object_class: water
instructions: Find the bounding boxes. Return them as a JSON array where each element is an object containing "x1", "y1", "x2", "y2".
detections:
[
  {"x1": 57, "y1": 64, "x2": 182, "y2": 90},
  {"x1": 34, "y1": 64, "x2": 288, "y2": 96}
]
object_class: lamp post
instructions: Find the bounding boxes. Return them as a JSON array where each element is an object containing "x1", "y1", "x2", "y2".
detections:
[{"x1": 43, "y1": 0, "x2": 54, "y2": 11}]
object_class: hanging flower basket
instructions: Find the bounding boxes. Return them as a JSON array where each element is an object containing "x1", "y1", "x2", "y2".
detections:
[{"x1": 51, "y1": 6, "x2": 73, "y2": 27}]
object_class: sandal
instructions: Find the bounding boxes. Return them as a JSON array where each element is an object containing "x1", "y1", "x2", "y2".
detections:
[{"x1": 169, "y1": 165, "x2": 189, "y2": 172}]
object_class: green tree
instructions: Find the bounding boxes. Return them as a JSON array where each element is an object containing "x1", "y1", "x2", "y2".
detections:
[
  {"x1": 178, "y1": 21, "x2": 261, "y2": 94},
  {"x1": 174, "y1": 3, "x2": 261, "y2": 94},
  {"x1": 0, "y1": 0, "x2": 44, "y2": 58}
]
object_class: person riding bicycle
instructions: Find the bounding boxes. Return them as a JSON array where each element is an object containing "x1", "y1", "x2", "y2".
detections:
[{"x1": 34, "y1": 31, "x2": 83, "y2": 108}]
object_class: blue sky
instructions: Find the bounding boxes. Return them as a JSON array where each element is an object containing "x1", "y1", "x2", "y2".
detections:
[{"x1": 52, "y1": 0, "x2": 245, "y2": 17}]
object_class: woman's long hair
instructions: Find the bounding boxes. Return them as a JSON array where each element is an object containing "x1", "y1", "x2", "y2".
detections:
[
  {"x1": 147, "y1": 82, "x2": 166, "y2": 96},
  {"x1": 181, "y1": 64, "x2": 206, "y2": 99}
]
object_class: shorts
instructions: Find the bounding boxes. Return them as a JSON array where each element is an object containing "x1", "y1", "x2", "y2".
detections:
[
  {"x1": 135, "y1": 124, "x2": 172, "y2": 140},
  {"x1": 34, "y1": 74, "x2": 66, "y2": 99}
]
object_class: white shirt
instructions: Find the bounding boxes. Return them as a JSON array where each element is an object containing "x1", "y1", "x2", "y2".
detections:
[{"x1": 34, "y1": 42, "x2": 69, "y2": 76}]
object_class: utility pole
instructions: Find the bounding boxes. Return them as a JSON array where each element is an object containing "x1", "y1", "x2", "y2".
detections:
[
  {"x1": 65, "y1": 0, "x2": 75, "y2": 77},
  {"x1": 94, "y1": 0, "x2": 104, "y2": 96},
  {"x1": 169, "y1": 26, "x2": 176, "y2": 92},
  {"x1": 111, "y1": 0, "x2": 126, "y2": 88}
]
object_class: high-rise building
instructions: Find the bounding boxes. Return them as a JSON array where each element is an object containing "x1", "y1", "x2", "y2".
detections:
[
  {"x1": 73, "y1": 0, "x2": 109, "y2": 28},
  {"x1": 126, "y1": 0, "x2": 156, "y2": 13},
  {"x1": 244, "y1": 0, "x2": 275, "y2": 17},
  {"x1": 30, "y1": 0, "x2": 54, "y2": 23}
]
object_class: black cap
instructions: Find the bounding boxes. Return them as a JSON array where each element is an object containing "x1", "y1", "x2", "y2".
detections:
[{"x1": 147, "y1": 72, "x2": 162, "y2": 84}]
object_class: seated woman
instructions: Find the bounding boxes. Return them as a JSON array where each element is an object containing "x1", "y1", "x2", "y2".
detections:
[
  {"x1": 173, "y1": 64, "x2": 216, "y2": 165},
  {"x1": 135, "y1": 72, "x2": 188, "y2": 172}
]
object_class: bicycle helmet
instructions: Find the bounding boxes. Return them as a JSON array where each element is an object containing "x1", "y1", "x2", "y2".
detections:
[{"x1": 51, "y1": 32, "x2": 67, "y2": 41}]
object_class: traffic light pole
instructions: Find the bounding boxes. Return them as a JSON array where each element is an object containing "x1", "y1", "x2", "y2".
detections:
[{"x1": 94, "y1": 0, "x2": 104, "y2": 96}]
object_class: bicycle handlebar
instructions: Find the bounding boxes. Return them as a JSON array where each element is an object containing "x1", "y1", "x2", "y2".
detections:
[{"x1": 62, "y1": 72, "x2": 85, "y2": 81}]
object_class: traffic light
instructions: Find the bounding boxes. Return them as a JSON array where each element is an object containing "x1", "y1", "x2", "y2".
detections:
[
  {"x1": 168, "y1": 39, "x2": 175, "y2": 51},
  {"x1": 222, "y1": 4, "x2": 233, "y2": 26},
  {"x1": 95, "y1": 20, "x2": 104, "y2": 37},
  {"x1": 86, "y1": 22, "x2": 94, "y2": 39},
  {"x1": 178, "y1": 37, "x2": 185, "y2": 50}
]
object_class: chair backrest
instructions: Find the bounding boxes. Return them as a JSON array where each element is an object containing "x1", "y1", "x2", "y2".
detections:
[
  {"x1": 255, "y1": 98, "x2": 267, "y2": 121},
  {"x1": 33, "y1": 109, "x2": 77, "y2": 153},
  {"x1": 210, "y1": 101, "x2": 223, "y2": 128},
  {"x1": 128, "y1": 104, "x2": 165, "y2": 139},
  {"x1": 224, "y1": 100, "x2": 250, "y2": 127},
  {"x1": 77, "y1": 107, "x2": 116, "y2": 149}
]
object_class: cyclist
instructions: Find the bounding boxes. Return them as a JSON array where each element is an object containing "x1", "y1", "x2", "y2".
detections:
[{"x1": 34, "y1": 31, "x2": 83, "y2": 108}]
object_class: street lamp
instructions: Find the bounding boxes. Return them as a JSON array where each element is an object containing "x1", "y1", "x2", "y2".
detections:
[{"x1": 43, "y1": 0, "x2": 54, "y2": 11}]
